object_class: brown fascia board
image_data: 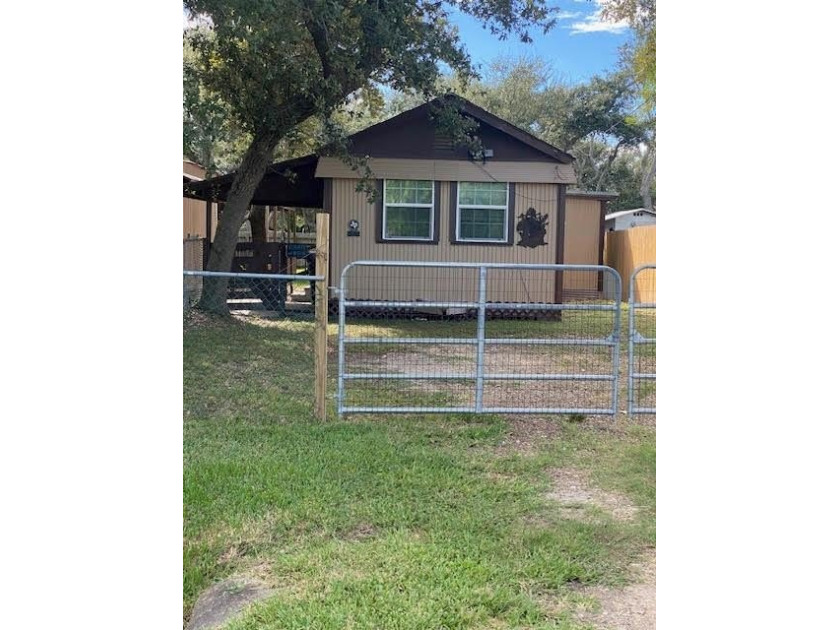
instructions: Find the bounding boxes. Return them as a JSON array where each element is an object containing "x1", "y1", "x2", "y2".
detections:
[{"x1": 566, "y1": 189, "x2": 620, "y2": 201}]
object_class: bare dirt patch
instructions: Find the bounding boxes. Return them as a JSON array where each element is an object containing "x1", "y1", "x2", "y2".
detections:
[
  {"x1": 576, "y1": 551, "x2": 656, "y2": 630},
  {"x1": 546, "y1": 468, "x2": 638, "y2": 521},
  {"x1": 345, "y1": 344, "x2": 619, "y2": 411},
  {"x1": 536, "y1": 552, "x2": 655, "y2": 629},
  {"x1": 184, "y1": 309, "x2": 240, "y2": 331},
  {"x1": 494, "y1": 416, "x2": 565, "y2": 455},
  {"x1": 349, "y1": 348, "x2": 472, "y2": 376},
  {"x1": 340, "y1": 522, "x2": 378, "y2": 542}
]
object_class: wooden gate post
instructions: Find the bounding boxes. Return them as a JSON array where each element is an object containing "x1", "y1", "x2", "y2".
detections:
[{"x1": 314, "y1": 212, "x2": 330, "y2": 420}]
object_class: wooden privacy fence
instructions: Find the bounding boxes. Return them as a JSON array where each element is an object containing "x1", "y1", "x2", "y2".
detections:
[
  {"x1": 184, "y1": 196, "x2": 217, "y2": 239},
  {"x1": 604, "y1": 225, "x2": 656, "y2": 302}
]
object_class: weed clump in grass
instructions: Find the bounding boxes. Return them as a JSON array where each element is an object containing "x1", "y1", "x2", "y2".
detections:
[{"x1": 567, "y1": 413, "x2": 586, "y2": 423}]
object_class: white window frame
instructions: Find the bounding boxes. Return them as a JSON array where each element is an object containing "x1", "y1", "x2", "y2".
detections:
[
  {"x1": 382, "y1": 179, "x2": 435, "y2": 241},
  {"x1": 455, "y1": 181, "x2": 510, "y2": 243}
]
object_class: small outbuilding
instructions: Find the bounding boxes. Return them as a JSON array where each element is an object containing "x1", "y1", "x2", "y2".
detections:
[{"x1": 605, "y1": 208, "x2": 656, "y2": 232}]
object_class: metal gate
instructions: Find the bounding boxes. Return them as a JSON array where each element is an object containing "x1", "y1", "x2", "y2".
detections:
[
  {"x1": 628, "y1": 264, "x2": 656, "y2": 415},
  {"x1": 336, "y1": 261, "x2": 622, "y2": 418}
]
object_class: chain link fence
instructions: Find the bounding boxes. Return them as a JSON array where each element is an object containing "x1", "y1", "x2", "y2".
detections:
[
  {"x1": 183, "y1": 270, "x2": 321, "y2": 320},
  {"x1": 183, "y1": 237, "x2": 205, "y2": 272}
]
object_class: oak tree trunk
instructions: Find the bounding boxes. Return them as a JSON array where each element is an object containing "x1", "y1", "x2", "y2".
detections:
[
  {"x1": 193, "y1": 93, "x2": 338, "y2": 313},
  {"x1": 196, "y1": 132, "x2": 281, "y2": 314},
  {"x1": 248, "y1": 206, "x2": 268, "y2": 244}
]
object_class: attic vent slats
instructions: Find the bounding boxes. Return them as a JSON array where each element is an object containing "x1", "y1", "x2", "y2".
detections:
[{"x1": 433, "y1": 130, "x2": 454, "y2": 154}]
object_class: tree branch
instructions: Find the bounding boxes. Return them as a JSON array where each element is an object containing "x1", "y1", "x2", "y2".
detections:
[{"x1": 301, "y1": 2, "x2": 334, "y2": 80}]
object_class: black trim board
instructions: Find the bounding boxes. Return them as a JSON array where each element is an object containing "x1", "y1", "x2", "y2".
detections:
[
  {"x1": 554, "y1": 185, "x2": 567, "y2": 304},
  {"x1": 322, "y1": 178, "x2": 333, "y2": 282},
  {"x1": 374, "y1": 179, "x2": 384, "y2": 244},
  {"x1": 597, "y1": 199, "x2": 607, "y2": 292}
]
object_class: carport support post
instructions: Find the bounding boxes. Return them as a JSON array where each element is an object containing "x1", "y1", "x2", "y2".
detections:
[{"x1": 314, "y1": 212, "x2": 330, "y2": 420}]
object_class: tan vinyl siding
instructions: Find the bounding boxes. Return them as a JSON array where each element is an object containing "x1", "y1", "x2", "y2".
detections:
[
  {"x1": 562, "y1": 197, "x2": 602, "y2": 296},
  {"x1": 317, "y1": 158, "x2": 575, "y2": 184},
  {"x1": 332, "y1": 179, "x2": 560, "y2": 303}
]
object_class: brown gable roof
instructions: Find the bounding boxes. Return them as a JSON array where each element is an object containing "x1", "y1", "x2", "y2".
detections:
[
  {"x1": 184, "y1": 95, "x2": 576, "y2": 204},
  {"x1": 448, "y1": 96, "x2": 575, "y2": 164},
  {"x1": 344, "y1": 95, "x2": 574, "y2": 164}
]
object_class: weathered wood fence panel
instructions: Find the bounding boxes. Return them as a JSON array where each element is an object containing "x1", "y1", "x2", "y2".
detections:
[
  {"x1": 604, "y1": 225, "x2": 656, "y2": 301},
  {"x1": 183, "y1": 197, "x2": 218, "y2": 239}
]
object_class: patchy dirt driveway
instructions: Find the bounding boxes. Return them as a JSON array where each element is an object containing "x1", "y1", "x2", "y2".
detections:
[
  {"x1": 577, "y1": 552, "x2": 655, "y2": 630},
  {"x1": 544, "y1": 468, "x2": 654, "y2": 629}
]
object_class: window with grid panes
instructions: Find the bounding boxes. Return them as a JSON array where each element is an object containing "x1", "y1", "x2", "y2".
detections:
[
  {"x1": 456, "y1": 181, "x2": 509, "y2": 242},
  {"x1": 382, "y1": 179, "x2": 434, "y2": 240}
]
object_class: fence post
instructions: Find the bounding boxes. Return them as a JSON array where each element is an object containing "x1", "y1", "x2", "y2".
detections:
[
  {"x1": 475, "y1": 266, "x2": 488, "y2": 412},
  {"x1": 314, "y1": 213, "x2": 330, "y2": 420}
]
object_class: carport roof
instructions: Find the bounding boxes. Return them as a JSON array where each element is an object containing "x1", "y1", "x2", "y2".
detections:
[{"x1": 183, "y1": 154, "x2": 323, "y2": 208}]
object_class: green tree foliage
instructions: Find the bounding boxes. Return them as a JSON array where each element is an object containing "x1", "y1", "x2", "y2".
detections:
[
  {"x1": 600, "y1": 0, "x2": 655, "y2": 106},
  {"x1": 183, "y1": 35, "x2": 251, "y2": 175},
  {"x1": 598, "y1": 0, "x2": 656, "y2": 208},
  {"x1": 185, "y1": 31, "x2": 379, "y2": 175},
  {"x1": 184, "y1": 0, "x2": 554, "y2": 312},
  {"x1": 415, "y1": 57, "x2": 654, "y2": 203}
]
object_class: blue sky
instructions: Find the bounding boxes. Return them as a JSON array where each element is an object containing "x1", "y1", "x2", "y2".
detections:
[
  {"x1": 183, "y1": 1, "x2": 632, "y2": 85},
  {"x1": 450, "y1": 0, "x2": 632, "y2": 84}
]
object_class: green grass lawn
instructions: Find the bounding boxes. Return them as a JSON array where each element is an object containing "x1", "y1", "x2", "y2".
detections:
[{"x1": 184, "y1": 313, "x2": 655, "y2": 629}]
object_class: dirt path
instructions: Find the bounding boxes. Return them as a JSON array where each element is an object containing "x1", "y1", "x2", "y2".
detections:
[
  {"x1": 544, "y1": 468, "x2": 655, "y2": 629},
  {"x1": 545, "y1": 468, "x2": 638, "y2": 521},
  {"x1": 577, "y1": 552, "x2": 656, "y2": 630}
]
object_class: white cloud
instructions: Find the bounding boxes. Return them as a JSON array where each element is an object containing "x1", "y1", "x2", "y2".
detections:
[
  {"x1": 553, "y1": 10, "x2": 582, "y2": 21},
  {"x1": 569, "y1": 1, "x2": 629, "y2": 35},
  {"x1": 570, "y1": 19, "x2": 629, "y2": 34},
  {"x1": 183, "y1": 9, "x2": 213, "y2": 31}
]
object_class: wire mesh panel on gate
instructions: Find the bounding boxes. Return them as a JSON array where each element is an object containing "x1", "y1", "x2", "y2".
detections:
[
  {"x1": 337, "y1": 261, "x2": 622, "y2": 417},
  {"x1": 628, "y1": 265, "x2": 656, "y2": 415}
]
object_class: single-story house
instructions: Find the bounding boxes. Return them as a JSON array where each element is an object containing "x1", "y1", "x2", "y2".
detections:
[
  {"x1": 185, "y1": 96, "x2": 618, "y2": 303},
  {"x1": 605, "y1": 208, "x2": 656, "y2": 232}
]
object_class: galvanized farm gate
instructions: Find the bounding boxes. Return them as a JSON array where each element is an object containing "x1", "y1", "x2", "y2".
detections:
[
  {"x1": 336, "y1": 261, "x2": 622, "y2": 418},
  {"x1": 628, "y1": 264, "x2": 656, "y2": 415}
]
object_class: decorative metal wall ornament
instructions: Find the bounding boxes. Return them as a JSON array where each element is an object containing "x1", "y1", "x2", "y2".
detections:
[
  {"x1": 347, "y1": 219, "x2": 360, "y2": 237},
  {"x1": 516, "y1": 208, "x2": 549, "y2": 248}
]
